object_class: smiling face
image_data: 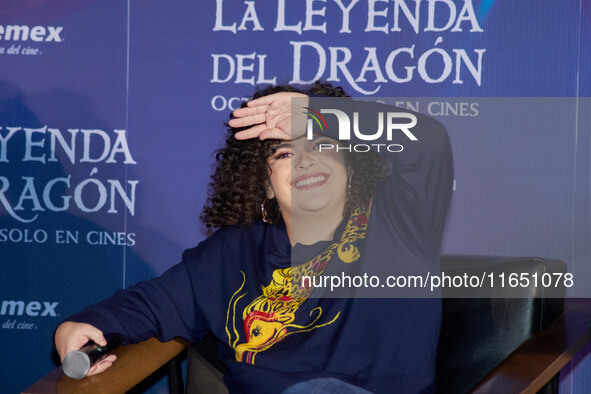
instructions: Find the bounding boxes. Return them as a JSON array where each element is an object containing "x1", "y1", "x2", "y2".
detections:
[{"x1": 266, "y1": 135, "x2": 348, "y2": 222}]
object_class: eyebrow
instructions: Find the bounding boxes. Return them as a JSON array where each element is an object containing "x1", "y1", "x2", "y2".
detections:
[
  {"x1": 309, "y1": 133, "x2": 334, "y2": 141},
  {"x1": 275, "y1": 142, "x2": 292, "y2": 150},
  {"x1": 273, "y1": 134, "x2": 334, "y2": 152}
]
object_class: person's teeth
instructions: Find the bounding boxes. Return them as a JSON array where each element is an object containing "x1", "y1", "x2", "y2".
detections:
[{"x1": 296, "y1": 176, "x2": 325, "y2": 187}]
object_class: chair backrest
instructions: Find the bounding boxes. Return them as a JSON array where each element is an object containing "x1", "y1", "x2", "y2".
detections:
[
  {"x1": 436, "y1": 255, "x2": 566, "y2": 394},
  {"x1": 186, "y1": 333, "x2": 228, "y2": 394}
]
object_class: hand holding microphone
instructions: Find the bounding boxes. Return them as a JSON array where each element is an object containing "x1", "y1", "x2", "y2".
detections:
[
  {"x1": 55, "y1": 322, "x2": 120, "y2": 378},
  {"x1": 62, "y1": 333, "x2": 123, "y2": 379}
]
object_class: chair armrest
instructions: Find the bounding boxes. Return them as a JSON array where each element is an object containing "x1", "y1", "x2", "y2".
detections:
[
  {"x1": 471, "y1": 298, "x2": 591, "y2": 394},
  {"x1": 23, "y1": 337, "x2": 188, "y2": 393}
]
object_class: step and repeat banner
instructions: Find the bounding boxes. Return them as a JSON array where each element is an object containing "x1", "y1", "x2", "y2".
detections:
[{"x1": 1, "y1": 1, "x2": 589, "y2": 392}]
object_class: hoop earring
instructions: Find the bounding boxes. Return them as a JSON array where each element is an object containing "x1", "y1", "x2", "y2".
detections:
[
  {"x1": 261, "y1": 198, "x2": 277, "y2": 224},
  {"x1": 347, "y1": 174, "x2": 353, "y2": 196}
]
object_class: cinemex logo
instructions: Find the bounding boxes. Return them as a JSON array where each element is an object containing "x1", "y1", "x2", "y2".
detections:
[
  {"x1": 306, "y1": 108, "x2": 418, "y2": 153},
  {"x1": 0, "y1": 25, "x2": 64, "y2": 42},
  {"x1": 1, "y1": 300, "x2": 59, "y2": 317}
]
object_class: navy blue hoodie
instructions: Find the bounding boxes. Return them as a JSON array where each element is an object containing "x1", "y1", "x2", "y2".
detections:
[{"x1": 66, "y1": 98, "x2": 453, "y2": 393}]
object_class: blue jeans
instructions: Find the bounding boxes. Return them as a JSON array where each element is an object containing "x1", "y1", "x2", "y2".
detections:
[{"x1": 281, "y1": 378, "x2": 373, "y2": 394}]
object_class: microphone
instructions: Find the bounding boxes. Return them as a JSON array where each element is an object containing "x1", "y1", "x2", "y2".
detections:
[{"x1": 62, "y1": 334, "x2": 123, "y2": 379}]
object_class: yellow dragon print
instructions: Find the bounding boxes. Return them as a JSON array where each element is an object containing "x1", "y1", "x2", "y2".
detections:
[{"x1": 225, "y1": 205, "x2": 369, "y2": 364}]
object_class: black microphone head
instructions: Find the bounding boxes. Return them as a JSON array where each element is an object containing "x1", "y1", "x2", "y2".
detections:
[{"x1": 62, "y1": 350, "x2": 91, "y2": 379}]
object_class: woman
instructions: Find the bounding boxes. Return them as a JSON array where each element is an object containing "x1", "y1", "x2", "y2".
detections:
[{"x1": 55, "y1": 82, "x2": 453, "y2": 393}]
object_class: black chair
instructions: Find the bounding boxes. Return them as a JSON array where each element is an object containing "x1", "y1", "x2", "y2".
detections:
[
  {"x1": 436, "y1": 255, "x2": 566, "y2": 394},
  {"x1": 25, "y1": 255, "x2": 591, "y2": 394}
]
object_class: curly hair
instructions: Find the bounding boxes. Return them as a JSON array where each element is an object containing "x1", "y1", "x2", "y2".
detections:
[{"x1": 200, "y1": 81, "x2": 387, "y2": 233}]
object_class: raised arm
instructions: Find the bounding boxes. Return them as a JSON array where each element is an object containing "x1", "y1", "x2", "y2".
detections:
[
  {"x1": 309, "y1": 96, "x2": 454, "y2": 263},
  {"x1": 231, "y1": 92, "x2": 454, "y2": 263}
]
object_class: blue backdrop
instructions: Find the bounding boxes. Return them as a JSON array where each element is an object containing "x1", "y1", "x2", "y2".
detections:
[{"x1": 1, "y1": 1, "x2": 589, "y2": 392}]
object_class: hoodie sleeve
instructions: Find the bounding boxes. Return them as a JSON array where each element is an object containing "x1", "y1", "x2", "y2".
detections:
[
  {"x1": 308, "y1": 96, "x2": 454, "y2": 262},
  {"x1": 63, "y1": 246, "x2": 211, "y2": 345}
]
